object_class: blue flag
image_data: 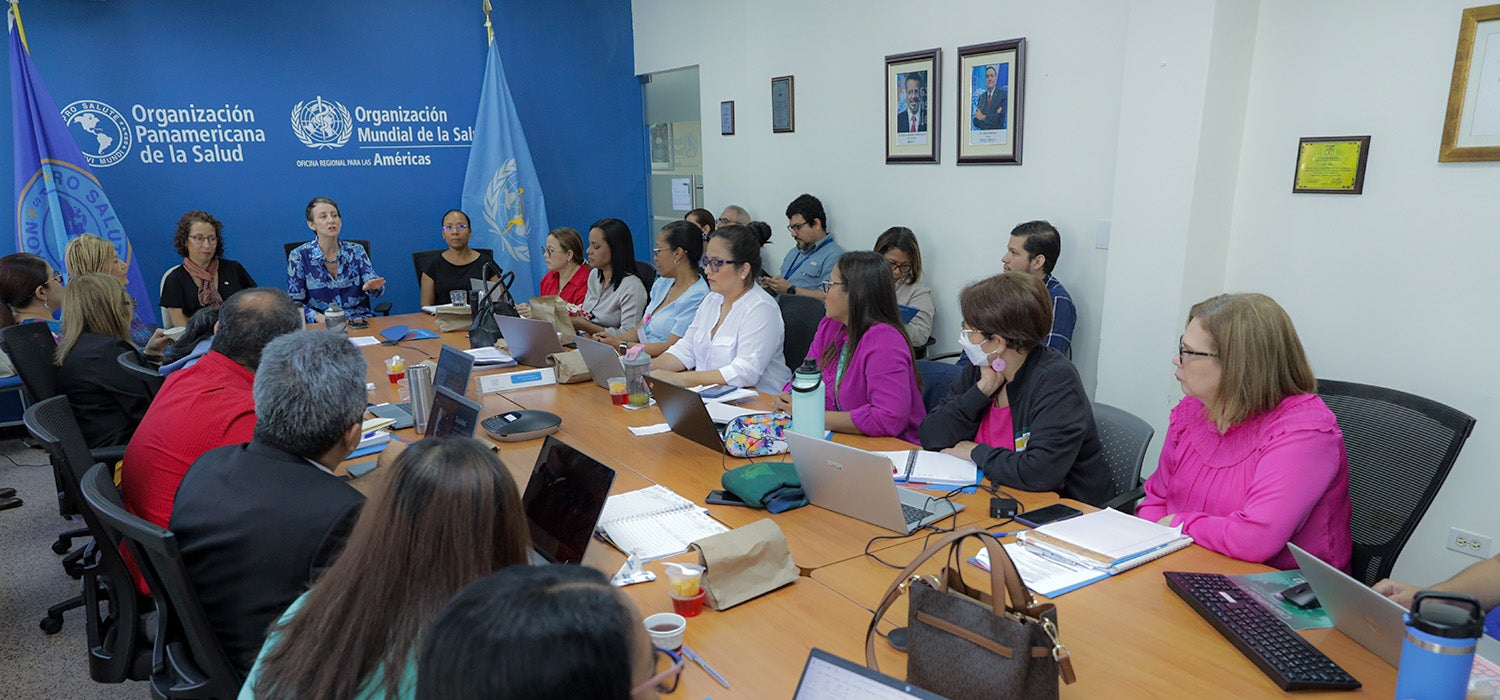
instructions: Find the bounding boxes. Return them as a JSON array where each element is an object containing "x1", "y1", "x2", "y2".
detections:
[
  {"x1": 461, "y1": 40, "x2": 549, "y2": 298},
  {"x1": 10, "y1": 5, "x2": 154, "y2": 331}
]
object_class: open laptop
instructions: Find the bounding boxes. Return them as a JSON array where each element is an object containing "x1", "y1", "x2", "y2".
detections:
[
  {"x1": 522, "y1": 435, "x2": 616, "y2": 565},
  {"x1": 426, "y1": 385, "x2": 482, "y2": 438},
  {"x1": 494, "y1": 315, "x2": 566, "y2": 367},
  {"x1": 793, "y1": 648, "x2": 945, "y2": 700},
  {"x1": 367, "y1": 344, "x2": 474, "y2": 428},
  {"x1": 574, "y1": 334, "x2": 627, "y2": 389},
  {"x1": 1288, "y1": 543, "x2": 1410, "y2": 666},
  {"x1": 652, "y1": 379, "x2": 763, "y2": 454},
  {"x1": 785, "y1": 431, "x2": 962, "y2": 534}
]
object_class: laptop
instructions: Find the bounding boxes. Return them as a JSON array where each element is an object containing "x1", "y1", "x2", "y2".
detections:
[
  {"x1": 785, "y1": 431, "x2": 962, "y2": 534},
  {"x1": 792, "y1": 648, "x2": 945, "y2": 700},
  {"x1": 494, "y1": 315, "x2": 566, "y2": 367},
  {"x1": 652, "y1": 379, "x2": 764, "y2": 453},
  {"x1": 522, "y1": 435, "x2": 616, "y2": 565},
  {"x1": 367, "y1": 345, "x2": 474, "y2": 428},
  {"x1": 574, "y1": 334, "x2": 627, "y2": 389},
  {"x1": 1287, "y1": 543, "x2": 1409, "y2": 666},
  {"x1": 426, "y1": 385, "x2": 482, "y2": 438}
]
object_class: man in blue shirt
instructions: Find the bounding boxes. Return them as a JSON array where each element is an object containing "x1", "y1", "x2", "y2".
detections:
[
  {"x1": 1001, "y1": 220, "x2": 1076, "y2": 356},
  {"x1": 760, "y1": 193, "x2": 843, "y2": 301}
]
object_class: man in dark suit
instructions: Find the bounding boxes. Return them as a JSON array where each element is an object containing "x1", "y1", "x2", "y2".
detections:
[
  {"x1": 169, "y1": 329, "x2": 371, "y2": 674},
  {"x1": 972, "y1": 65, "x2": 1007, "y2": 131},
  {"x1": 897, "y1": 72, "x2": 928, "y2": 133}
]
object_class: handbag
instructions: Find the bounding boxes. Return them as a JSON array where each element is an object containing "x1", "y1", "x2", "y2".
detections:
[
  {"x1": 721, "y1": 412, "x2": 790, "y2": 458},
  {"x1": 864, "y1": 526, "x2": 1076, "y2": 700}
]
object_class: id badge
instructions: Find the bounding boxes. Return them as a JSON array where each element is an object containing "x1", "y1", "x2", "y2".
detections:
[{"x1": 1015, "y1": 431, "x2": 1031, "y2": 452}]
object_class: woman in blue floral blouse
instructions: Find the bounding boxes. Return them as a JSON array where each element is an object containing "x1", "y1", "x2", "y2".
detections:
[{"x1": 286, "y1": 196, "x2": 386, "y2": 322}]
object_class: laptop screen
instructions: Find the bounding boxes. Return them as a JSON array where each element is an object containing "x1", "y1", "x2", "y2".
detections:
[
  {"x1": 427, "y1": 385, "x2": 481, "y2": 438},
  {"x1": 793, "y1": 648, "x2": 945, "y2": 699},
  {"x1": 433, "y1": 344, "x2": 476, "y2": 396},
  {"x1": 523, "y1": 436, "x2": 616, "y2": 564}
]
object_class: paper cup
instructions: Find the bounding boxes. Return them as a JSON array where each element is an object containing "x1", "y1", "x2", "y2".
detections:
[{"x1": 643, "y1": 612, "x2": 686, "y2": 650}]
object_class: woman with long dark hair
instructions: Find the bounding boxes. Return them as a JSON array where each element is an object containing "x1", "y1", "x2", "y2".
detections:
[
  {"x1": 242, "y1": 437, "x2": 531, "y2": 699},
  {"x1": 772, "y1": 251, "x2": 923, "y2": 442},
  {"x1": 570, "y1": 218, "x2": 647, "y2": 336},
  {"x1": 593, "y1": 220, "x2": 709, "y2": 357}
]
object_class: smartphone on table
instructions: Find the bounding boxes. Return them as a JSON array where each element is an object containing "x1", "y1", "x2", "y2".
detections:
[
  {"x1": 1014, "y1": 503, "x2": 1083, "y2": 528},
  {"x1": 706, "y1": 489, "x2": 750, "y2": 507}
]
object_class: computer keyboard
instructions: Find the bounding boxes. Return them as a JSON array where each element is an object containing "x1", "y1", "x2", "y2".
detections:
[
  {"x1": 1163, "y1": 571, "x2": 1360, "y2": 691},
  {"x1": 900, "y1": 503, "x2": 934, "y2": 525}
]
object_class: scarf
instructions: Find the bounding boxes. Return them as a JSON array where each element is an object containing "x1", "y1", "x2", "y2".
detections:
[{"x1": 181, "y1": 257, "x2": 223, "y2": 309}]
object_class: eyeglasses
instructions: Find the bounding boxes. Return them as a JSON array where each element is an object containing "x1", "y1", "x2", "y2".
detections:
[
  {"x1": 442, "y1": 223, "x2": 470, "y2": 233},
  {"x1": 50, "y1": 272, "x2": 63, "y2": 285},
  {"x1": 188, "y1": 235, "x2": 218, "y2": 245},
  {"x1": 961, "y1": 326, "x2": 987, "y2": 342},
  {"x1": 716, "y1": 217, "x2": 734, "y2": 225},
  {"x1": 631, "y1": 647, "x2": 684, "y2": 695},
  {"x1": 699, "y1": 256, "x2": 737, "y2": 272},
  {"x1": 786, "y1": 222, "x2": 807, "y2": 233},
  {"x1": 886, "y1": 260, "x2": 912, "y2": 273},
  {"x1": 542, "y1": 246, "x2": 560, "y2": 257},
  {"x1": 819, "y1": 280, "x2": 846, "y2": 292},
  {"x1": 1177, "y1": 336, "x2": 1218, "y2": 363},
  {"x1": 651, "y1": 247, "x2": 673, "y2": 255}
]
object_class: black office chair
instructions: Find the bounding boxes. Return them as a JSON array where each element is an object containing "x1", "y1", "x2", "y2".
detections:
[
  {"x1": 912, "y1": 336, "x2": 936, "y2": 360},
  {"x1": 117, "y1": 351, "x2": 164, "y2": 399},
  {"x1": 777, "y1": 293, "x2": 824, "y2": 374},
  {"x1": 283, "y1": 239, "x2": 392, "y2": 316},
  {"x1": 81, "y1": 463, "x2": 245, "y2": 700},
  {"x1": 1317, "y1": 378, "x2": 1475, "y2": 586},
  {"x1": 27, "y1": 397, "x2": 152, "y2": 681},
  {"x1": 1092, "y1": 402, "x2": 1155, "y2": 513},
  {"x1": 635, "y1": 260, "x2": 658, "y2": 291}
]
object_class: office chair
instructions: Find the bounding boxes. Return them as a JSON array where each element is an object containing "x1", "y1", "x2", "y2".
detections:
[
  {"x1": 1091, "y1": 402, "x2": 1155, "y2": 513},
  {"x1": 27, "y1": 397, "x2": 152, "y2": 681},
  {"x1": 634, "y1": 259, "x2": 658, "y2": 290},
  {"x1": 81, "y1": 463, "x2": 245, "y2": 700},
  {"x1": 410, "y1": 248, "x2": 497, "y2": 296},
  {"x1": 912, "y1": 336, "x2": 936, "y2": 360},
  {"x1": 283, "y1": 239, "x2": 392, "y2": 316},
  {"x1": 117, "y1": 351, "x2": 164, "y2": 399},
  {"x1": 158, "y1": 265, "x2": 181, "y2": 328},
  {"x1": 1317, "y1": 378, "x2": 1475, "y2": 586},
  {"x1": 776, "y1": 293, "x2": 824, "y2": 374}
]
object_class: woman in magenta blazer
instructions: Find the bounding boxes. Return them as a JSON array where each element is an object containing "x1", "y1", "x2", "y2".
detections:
[{"x1": 772, "y1": 251, "x2": 924, "y2": 443}]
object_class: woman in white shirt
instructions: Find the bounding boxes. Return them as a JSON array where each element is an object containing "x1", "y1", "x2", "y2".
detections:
[
  {"x1": 875, "y1": 226, "x2": 933, "y2": 347},
  {"x1": 652, "y1": 224, "x2": 791, "y2": 394},
  {"x1": 570, "y1": 218, "x2": 648, "y2": 336}
]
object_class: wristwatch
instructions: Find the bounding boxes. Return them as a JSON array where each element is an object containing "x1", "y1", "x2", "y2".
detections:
[{"x1": 787, "y1": 285, "x2": 797, "y2": 295}]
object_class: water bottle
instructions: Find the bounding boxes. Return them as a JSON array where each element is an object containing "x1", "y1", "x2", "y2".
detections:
[
  {"x1": 790, "y1": 358, "x2": 825, "y2": 438},
  {"x1": 1394, "y1": 591, "x2": 1484, "y2": 700},
  {"x1": 324, "y1": 301, "x2": 347, "y2": 338},
  {"x1": 408, "y1": 363, "x2": 434, "y2": 434},
  {"x1": 622, "y1": 345, "x2": 653, "y2": 408}
]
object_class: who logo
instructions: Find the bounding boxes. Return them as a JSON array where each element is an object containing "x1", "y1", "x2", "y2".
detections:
[{"x1": 290, "y1": 96, "x2": 352, "y2": 149}]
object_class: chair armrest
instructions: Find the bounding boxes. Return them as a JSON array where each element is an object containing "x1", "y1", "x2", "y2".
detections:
[
  {"x1": 89, "y1": 445, "x2": 127, "y2": 464},
  {"x1": 927, "y1": 351, "x2": 962, "y2": 362},
  {"x1": 374, "y1": 301, "x2": 393, "y2": 316},
  {"x1": 1102, "y1": 485, "x2": 1145, "y2": 514}
]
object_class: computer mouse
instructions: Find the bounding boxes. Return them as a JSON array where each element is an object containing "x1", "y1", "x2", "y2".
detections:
[{"x1": 1277, "y1": 581, "x2": 1320, "y2": 610}]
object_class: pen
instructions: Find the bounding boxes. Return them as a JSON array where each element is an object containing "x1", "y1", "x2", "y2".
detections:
[{"x1": 682, "y1": 645, "x2": 729, "y2": 689}]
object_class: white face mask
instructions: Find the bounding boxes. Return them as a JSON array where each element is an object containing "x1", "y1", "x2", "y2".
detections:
[{"x1": 957, "y1": 330, "x2": 990, "y2": 366}]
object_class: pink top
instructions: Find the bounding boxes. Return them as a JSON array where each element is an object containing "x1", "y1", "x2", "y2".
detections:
[
  {"x1": 805, "y1": 318, "x2": 923, "y2": 443},
  {"x1": 1136, "y1": 394, "x2": 1352, "y2": 572},
  {"x1": 975, "y1": 403, "x2": 1015, "y2": 450}
]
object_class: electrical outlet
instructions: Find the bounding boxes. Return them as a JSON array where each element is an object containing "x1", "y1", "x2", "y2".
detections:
[{"x1": 1448, "y1": 527, "x2": 1492, "y2": 559}]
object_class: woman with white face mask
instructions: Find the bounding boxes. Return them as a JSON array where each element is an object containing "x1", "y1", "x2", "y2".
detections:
[{"x1": 918, "y1": 272, "x2": 1111, "y2": 506}]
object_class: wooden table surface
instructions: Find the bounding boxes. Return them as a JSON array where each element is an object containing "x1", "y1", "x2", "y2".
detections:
[{"x1": 344, "y1": 314, "x2": 1398, "y2": 698}]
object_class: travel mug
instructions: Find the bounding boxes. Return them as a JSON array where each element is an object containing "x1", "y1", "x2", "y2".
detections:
[
  {"x1": 1394, "y1": 590, "x2": 1484, "y2": 700},
  {"x1": 408, "y1": 364, "x2": 434, "y2": 434}
]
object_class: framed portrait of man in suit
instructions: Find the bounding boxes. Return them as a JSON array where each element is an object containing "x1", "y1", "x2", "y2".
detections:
[
  {"x1": 885, "y1": 48, "x2": 940, "y2": 164},
  {"x1": 958, "y1": 38, "x2": 1026, "y2": 165}
]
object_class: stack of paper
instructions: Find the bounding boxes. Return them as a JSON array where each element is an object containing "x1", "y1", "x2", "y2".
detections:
[
  {"x1": 972, "y1": 508, "x2": 1193, "y2": 597},
  {"x1": 464, "y1": 346, "x2": 517, "y2": 367},
  {"x1": 878, "y1": 449, "x2": 980, "y2": 487},
  {"x1": 348, "y1": 424, "x2": 392, "y2": 459}
]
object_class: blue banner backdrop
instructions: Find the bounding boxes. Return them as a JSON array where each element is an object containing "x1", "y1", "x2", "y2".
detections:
[{"x1": 0, "y1": 0, "x2": 647, "y2": 315}]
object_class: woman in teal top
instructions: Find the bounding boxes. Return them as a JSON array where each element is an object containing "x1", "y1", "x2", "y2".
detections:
[
  {"x1": 594, "y1": 220, "x2": 708, "y2": 357},
  {"x1": 239, "y1": 437, "x2": 531, "y2": 700}
]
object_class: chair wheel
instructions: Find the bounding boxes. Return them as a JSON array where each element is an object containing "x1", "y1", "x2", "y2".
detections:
[
  {"x1": 39, "y1": 614, "x2": 63, "y2": 634},
  {"x1": 52, "y1": 539, "x2": 70, "y2": 555}
]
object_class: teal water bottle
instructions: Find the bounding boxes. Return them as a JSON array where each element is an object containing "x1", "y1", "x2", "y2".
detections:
[
  {"x1": 1394, "y1": 591, "x2": 1484, "y2": 700},
  {"x1": 790, "y1": 358, "x2": 824, "y2": 438}
]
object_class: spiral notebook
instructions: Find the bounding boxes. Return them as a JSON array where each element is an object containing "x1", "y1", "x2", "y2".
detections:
[
  {"x1": 595, "y1": 485, "x2": 729, "y2": 561},
  {"x1": 971, "y1": 509, "x2": 1193, "y2": 597}
]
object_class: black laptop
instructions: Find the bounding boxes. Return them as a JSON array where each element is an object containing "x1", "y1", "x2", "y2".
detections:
[{"x1": 522, "y1": 435, "x2": 616, "y2": 565}]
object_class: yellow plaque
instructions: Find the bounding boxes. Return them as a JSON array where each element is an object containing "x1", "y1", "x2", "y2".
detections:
[{"x1": 1293, "y1": 136, "x2": 1370, "y2": 194}]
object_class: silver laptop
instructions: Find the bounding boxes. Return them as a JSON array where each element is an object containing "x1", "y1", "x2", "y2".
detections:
[
  {"x1": 785, "y1": 431, "x2": 962, "y2": 534},
  {"x1": 1288, "y1": 543, "x2": 1408, "y2": 666},
  {"x1": 574, "y1": 335, "x2": 627, "y2": 389},
  {"x1": 494, "y1": 315, "x2": 566, "y2": 367}
]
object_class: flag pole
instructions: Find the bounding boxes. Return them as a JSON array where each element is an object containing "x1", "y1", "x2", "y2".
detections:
[
  {"x1": 482, "y1": 0, "x2": 493, "y2": 46},
  {"x1": 9, "y1": 1, "x2": 31, "y2": 54}
]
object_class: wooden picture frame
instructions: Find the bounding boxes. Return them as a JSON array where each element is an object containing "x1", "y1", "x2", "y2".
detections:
[
  {"x1": 885, "y1": 48, "x2": 941, "y2": 164},
  {"x1": 1292, "y1": 136, "x2": 1371, "y2": 195},
  {"x1": 1439, "y1": 4, "x2": 1500, "y2": 162},
  {"x1": 957, "y1": 38, "x2": 1025, "y2": 165},
  {"x1": 720, "y1": 100, "x2": 735, "y2": 136},
  {"x1": 771, "y1": 76, "x2": 795, "y2": 133}
]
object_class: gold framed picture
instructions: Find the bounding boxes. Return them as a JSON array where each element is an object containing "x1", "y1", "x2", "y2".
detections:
[{"x1": 1439, "y1": 4, "x2": 1500, "y2": 162}]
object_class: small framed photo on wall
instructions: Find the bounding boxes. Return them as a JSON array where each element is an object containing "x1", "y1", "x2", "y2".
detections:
[
  {"x1": 1292, "y1": 135, "x2": 1371, "y2": 194},
  {"x1": 649, "y1": 122, "x2": 674, "y2": 170},
  {"x1": 771, "y1": 76, "x2": 795, "y2": 133},
  {"x1": 885, "y1": 48, "x2": 941, "y2": 164},
  {"x1": 721, "y1": 101, "x2": 735, "y2": 135},
  {"x1": 957, "y1": 38, "x2": 1026, "y2": 165},
  {"x1": 1438, "y1": 3, "x2": 1500, "y2": 162}
]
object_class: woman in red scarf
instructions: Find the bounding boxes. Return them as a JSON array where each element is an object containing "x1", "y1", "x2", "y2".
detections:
[{"x1": 160, "y1": 210, "x2": 258, "y2": 328}]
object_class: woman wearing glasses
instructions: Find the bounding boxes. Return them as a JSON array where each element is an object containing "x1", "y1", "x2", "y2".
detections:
[
  {"x1": 1136, "y1": 294, "x2": 1351, "y2": 571},
  {"x1": 419, "y1": 565, "x2": 678, "y2": 699},
  {"x1": 593, "y1": 221, "x2": 709, "y2": 357},
  {"x1": 0, "y1": 252, "x2": 65, "y2": 336},
  {"x1": 55, "y1": 274, "x2": 169, "y2": 449},
  {"x1": 919, "y1": 272, "x2": 1110, "y2": 506},
  {"x1": 241, "y1": 437, "x2": 531, "y2": 700},
  {"x1": 419, "y1": 209, "x2": 498, "y2": 307},
  {"x1": 570, "y1": 218, "x2": 648, "y2": 337},
  {"x1": 652, "y1": 224, "x2": 791, "y2": 394},
  {"x1": 287, "y1": 196, "x2": 386, "y2": 323},
  {"x1": 875, "y1": 226, "x2": 933, "y2": 347},
  {"x1": 161, "y1": 210, "x2": 258, "y2": 329},
  {"x1": 771, "y1": 251, "x2": 923, "y2": 442}
]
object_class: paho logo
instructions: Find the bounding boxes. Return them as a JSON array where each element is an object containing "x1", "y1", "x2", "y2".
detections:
[
  {"x1": 60, "y1": 100, "x2": 131, "y2": 167},
  {"x1": 290, "y1": 97, "x2": 352, "y2": 149}
]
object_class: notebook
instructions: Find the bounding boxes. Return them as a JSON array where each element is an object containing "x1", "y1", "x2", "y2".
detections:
[
  {"x1": 878, "y1": 449, "x2": 981, "y2": 487},
  {"x1": 972, "y1": 508, "x2": 1193, "y2": 597},
  {"x1": 792, "y1": 648, "x2": 946, "y2": 700},
  {"x1": 595, "y1": 485, "x2": 728, "y2": 561}
]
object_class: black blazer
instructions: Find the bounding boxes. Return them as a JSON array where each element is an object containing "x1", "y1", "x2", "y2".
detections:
[
  {"x1": 160, "y1": 259, "x2": 258, "y2": 320},
  {"x1": 58, "y1": 332, "x2": 154, "y2": 448},
  {"x1": 919, "y1": 346, "x2": 1111, "y2": 507},
  {"x1": 170, "y1": 441, "x2": 364, "y2": 674}
]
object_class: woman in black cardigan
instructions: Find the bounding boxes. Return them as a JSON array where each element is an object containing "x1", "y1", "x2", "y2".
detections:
[{"x1": 54, "y1": 274, "x2": 169, "y2": 448}]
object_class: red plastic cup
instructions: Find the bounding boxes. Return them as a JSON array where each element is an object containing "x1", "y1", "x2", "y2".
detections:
[{"x1": 670, "y1": 589, "x2": 707, "y2": 617}]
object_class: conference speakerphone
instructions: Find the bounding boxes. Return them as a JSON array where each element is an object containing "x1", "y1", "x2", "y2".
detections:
[{"x1": 482, "y1": 410, "x2": 562, "y2": 442}]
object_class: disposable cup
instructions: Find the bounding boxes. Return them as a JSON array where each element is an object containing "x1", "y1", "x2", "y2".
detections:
[
  {"x1": 643, "y1": 612, "x2": 686, "y2": 649},
  {"x1": 670, "y1": 589, "x2": 707, "y2": 617}
]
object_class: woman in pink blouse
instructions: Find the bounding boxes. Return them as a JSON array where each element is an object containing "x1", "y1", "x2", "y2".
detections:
[
  {"x1": 1137, "y1": 293, "x2": 1352, "y2": 571},
  {"x1": 771, "y1": 251, "x2": 923, "y2": 442}
]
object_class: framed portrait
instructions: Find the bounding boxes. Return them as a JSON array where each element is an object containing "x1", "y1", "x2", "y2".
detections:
[
  {"x1": 957, "y1": 38, "x2": 1026, "y2": 165},
  {"x1": 649, "y1": 122, "x2": 673, "y2": 170},
  {"x1": 721, "y1": 101, "x2": 735, "y2": 136},
  {"x1": 1292, "y1": 136, "x2": 1371, "y2": 195},
  {"x1": 885, "y1": 48, "x2": 941, "y2": 164},
  {"x1": 1439, "y1": 4, "x2": 1500, "y2": 162},
  {"x1": 771, "y1": 75, "x2": 795, "y2": 133}
]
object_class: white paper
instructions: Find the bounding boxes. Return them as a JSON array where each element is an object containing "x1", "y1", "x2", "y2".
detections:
[
  {"x1": 972, "y1": 543, "x2": 1104, "y2": 598},
  {"x1": 670, "y1": 177, "x2": 692, "y2": 211},
  {"x1": 464, "y1": 347, "x2": 516, "y2": 365},
  {"x1": 420, "y1": 305, "x2": 439, "y2": 315},
  {"x1": 705, "y1": 402, "x2": 763, "y2": 424},
  {"x1": 348, "y1": 336, "x2": 380, "y2": 347},
  {"x1": 689, "y1": 385, "x2": 759, "y2": 404},
  {"x1": 629, "y1": 423, "x2": 672, "y2": 437},
  {"x1": 1026, "y1": 508, "x2": 1183, "y2": 561}
]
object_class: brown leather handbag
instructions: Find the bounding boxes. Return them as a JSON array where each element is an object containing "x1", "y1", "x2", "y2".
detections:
[{"x1": 864, "y1": 526, "x2": 1076, "y2": 700}]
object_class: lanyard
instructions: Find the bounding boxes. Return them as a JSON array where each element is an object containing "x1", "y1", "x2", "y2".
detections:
[
  {"x1": 783, "y1": 236, "x2": 828, "y2": 280},
  {"x1": 832, "y1": 342, "x2": 850, "y2": 411}
]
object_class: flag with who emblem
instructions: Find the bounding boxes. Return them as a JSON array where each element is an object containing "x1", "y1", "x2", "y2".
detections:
[
  {"x1": 10, "y1": 4, "x2": 155, "y2": 332},
  {"x1": 461, "y1": 38, "x2": 549, "y2": 298}
]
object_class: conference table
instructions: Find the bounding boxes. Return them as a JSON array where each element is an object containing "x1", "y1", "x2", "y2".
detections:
[{"x1": 345, "y1": 313, "x2": 1397, "y2": 698}]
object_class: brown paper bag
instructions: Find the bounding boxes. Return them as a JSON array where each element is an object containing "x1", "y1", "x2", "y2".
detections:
[
  {"x1": 433, "y1": 303, "x2": 472, "y2": 333},
  {"x1": 689, "y1": 518, "x2": 798, "y2": 611},
  {"x1": 528, "y1": 295, "x2": 575, "y2": 340},
  {"x1": 549, "y1": 350, "x2": 592, "y2": 384}
]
